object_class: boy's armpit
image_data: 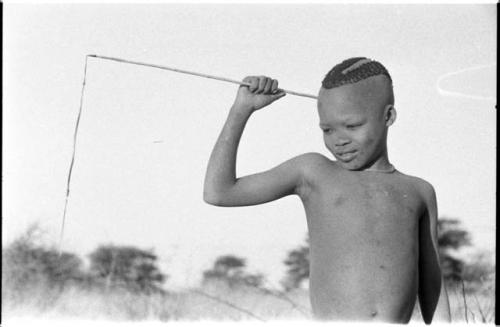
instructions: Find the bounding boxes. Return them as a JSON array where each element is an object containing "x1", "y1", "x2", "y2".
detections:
[{"x1": 292, "y1": 152, "x2": 331, "y2": 198}]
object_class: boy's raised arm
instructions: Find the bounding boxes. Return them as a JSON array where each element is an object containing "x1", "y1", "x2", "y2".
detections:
[
  {"x1": 203, "y1": 76, "x2": 315, "y2": 207},
  {"x1": 418, "y1": 182, "x2": 452, "y2": 324}
]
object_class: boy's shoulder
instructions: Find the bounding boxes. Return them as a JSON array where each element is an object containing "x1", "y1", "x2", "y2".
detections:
[
  {"x1": 294, "y1": 152, "x2": 331, "y2": 165},
  {"x1": 287, "y1": 152, "x2": 335, "y2": 179},
  {"x1": 394, "y1": 173, "x2": 438, "y2": 218},
  {"x1": 292, "y1": 152, "x2": 336, "y2": 173},
  {"x1": 395, "y1": 171, "x2": 436, "y2": 199}
]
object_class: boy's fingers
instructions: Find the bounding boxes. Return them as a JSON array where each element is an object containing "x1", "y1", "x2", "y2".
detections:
[
  {"x1": 243, "y1": 75, "x2": 281, "y2": 96},
  {"x1": 256, "y1": 76, "x2": 268, "y2": 94},
  {"x1": 247, "y1": 77, "x2": 258, "y2": 92},
  {"x1": 272, "y1": 90, "x2": 287, "y2": 100},
  {"x1": 242, "y1": 76, "x2": 252, "y2": 88},
  {"x1": 271, "y1": 79, "x2": 279, "y2": 93},
  {"x1": 263, "y1": 77, "x2": 273, "y2": 94}
]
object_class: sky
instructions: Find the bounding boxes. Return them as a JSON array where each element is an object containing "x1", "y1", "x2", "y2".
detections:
[{"x1": 3, "y1": 4, "x2": 496, "y2": 289}]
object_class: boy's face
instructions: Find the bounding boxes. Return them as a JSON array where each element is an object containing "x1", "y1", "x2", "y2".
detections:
[{"x1": 317, "y1": 76, "x2": 394, "y2": 171}]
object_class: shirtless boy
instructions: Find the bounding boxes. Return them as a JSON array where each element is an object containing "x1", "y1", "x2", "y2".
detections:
[{"x1": 203, "y1": 57, "x2": 451, "y2": 323}]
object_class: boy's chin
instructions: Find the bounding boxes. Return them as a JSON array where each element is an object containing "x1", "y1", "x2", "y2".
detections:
[{"x1": 335, "y1": 160, "x2": 364, "y2": 171}]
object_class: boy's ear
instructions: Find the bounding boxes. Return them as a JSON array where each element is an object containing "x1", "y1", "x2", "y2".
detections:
[{"x1": 385, "y1": 104, "x2": 397, "y2": 127}]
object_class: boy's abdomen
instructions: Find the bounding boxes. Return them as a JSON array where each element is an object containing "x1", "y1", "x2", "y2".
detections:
[{"x1": 308, "y1": 241, "x2": 418, "y2": 322}]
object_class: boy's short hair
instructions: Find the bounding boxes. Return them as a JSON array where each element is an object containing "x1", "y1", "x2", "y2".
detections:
[{"x1": 322, "y1": 57, "x2": 392, "y2": 89}]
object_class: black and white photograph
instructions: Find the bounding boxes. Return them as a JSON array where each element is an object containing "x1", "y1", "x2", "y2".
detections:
[{"x1": 2, "y1": 2, "x2": 496, "y2": 325}]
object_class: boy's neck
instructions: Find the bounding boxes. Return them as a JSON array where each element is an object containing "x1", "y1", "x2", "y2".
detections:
[
  {"x1": 363, "y1": 163, "x2": 396, "y2": 173},
  {"x1": 363, "y1": 150, "x2": 394, "y2": 173}
]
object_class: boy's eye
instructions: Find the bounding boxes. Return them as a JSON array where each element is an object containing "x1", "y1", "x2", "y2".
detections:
[
  {"x1": 346, "y1": 124, "x2": 361, "y2": 129},
  {"x1": 322, "y1": 128, "x2": 332, "y2": 134}
]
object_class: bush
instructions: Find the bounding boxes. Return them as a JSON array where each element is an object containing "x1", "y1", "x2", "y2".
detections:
[
  {"x1": 2, "y1": 224, "x2": 85, "y2": 310},
  {"x1": 88, "y1": 244, "x2": 167, "y2": 294}
]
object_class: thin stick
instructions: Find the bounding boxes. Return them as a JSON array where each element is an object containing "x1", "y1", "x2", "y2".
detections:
[{"x1": 88, "y1": 54, "x2": 318, "y2": 100}]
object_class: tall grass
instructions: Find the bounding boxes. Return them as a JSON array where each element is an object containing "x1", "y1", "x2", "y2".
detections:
[
  {"x1": 2, "y1": 279, "x2": 311, "y2": 321},
  {"x1": 2, "y1": 275, "x2": 494, "y2": 323}
]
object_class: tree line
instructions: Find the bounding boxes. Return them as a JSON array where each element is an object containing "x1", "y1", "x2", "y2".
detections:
[{"x1": 2, "y1": 217, "x2": 493, "y2": 302}]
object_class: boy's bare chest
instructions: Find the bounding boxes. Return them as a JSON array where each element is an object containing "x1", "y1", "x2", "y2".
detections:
[{"x1": 302, "y1": 170, "x2": 424, "y2": 233}]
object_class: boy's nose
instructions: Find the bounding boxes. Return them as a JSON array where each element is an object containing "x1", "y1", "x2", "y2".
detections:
[{"x1": 335, "y1": 138, "x2": 350, "y2": 147}]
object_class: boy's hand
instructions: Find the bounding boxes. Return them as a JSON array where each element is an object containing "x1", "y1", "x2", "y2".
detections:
[{"x1": 233, "y1": 76, "x2": 286, "y2": 112}]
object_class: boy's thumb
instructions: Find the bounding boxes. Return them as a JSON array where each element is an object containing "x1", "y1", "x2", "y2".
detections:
[{"x1": 272, "y1": 91, "x2": 287, "y2": 100}]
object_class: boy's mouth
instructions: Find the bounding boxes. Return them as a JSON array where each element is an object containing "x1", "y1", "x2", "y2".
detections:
[{"x1": 335, "y1": 150, "x2": 357, "y2": 162}]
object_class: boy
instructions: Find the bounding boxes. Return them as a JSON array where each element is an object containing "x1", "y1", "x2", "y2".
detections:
[{"x1": 203, "y1": 57, "x2": 451, "y2": 323}]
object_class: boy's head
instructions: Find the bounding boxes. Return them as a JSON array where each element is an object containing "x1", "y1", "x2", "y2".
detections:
[{"x1": 317, "y1": 57, "x2": 396, "y2": 171}]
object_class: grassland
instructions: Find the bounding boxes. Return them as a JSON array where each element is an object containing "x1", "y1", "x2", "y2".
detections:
[{"x1": 2, "y1": 277, "x2": 494, "y2": 323}]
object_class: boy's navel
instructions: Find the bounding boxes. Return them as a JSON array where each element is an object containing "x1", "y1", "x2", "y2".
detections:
[{"x1": 334, "y1": 195, "x2": 346, "y2": 206}]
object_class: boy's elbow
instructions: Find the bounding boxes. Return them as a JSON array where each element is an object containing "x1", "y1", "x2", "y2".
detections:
[
  {"x1": 203, "y1": 189, "x2": 225, "y2": 206},
  {"x1": 203, "y1": 193, "x2": 219, "y2": 206},
  {"x1": 203, "y1": 179, "x2": 238, "y2": 206}
]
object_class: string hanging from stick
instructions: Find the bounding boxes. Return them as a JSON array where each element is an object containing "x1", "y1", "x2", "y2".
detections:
[
  {"x1": 58, "y1": 54, "x2": 317, "y2": 255},
  {"x1": 59, "y1": 55, "x2": 90, "y2": 256}
]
